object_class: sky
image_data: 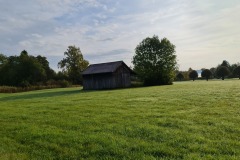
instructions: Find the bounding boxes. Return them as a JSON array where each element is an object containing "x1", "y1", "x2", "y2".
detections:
[{"x1": 0, "y1": 0, "x2": 240, "y2": 71}]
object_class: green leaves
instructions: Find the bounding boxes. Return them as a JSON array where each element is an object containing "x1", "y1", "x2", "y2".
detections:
[
  {"x1": 216, "y1": 66, "x2": 230, "y2": 80},
  {"x1": 133, "y1": 35, "x2": 177, "y2": 85},
  {"x1": 58, "y1": 46, "x2": 89, "y2": 84},
  {"x1": 0, "y1": 51, "x2": 48, "y2": 86},
  {"x1": 201, "y1": 69, "x2": 212, "y2": 81}
]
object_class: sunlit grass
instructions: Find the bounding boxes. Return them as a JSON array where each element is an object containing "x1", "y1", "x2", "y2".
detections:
[{"x1": 0, "y1": 80, "x2": 240, "y2": 159}]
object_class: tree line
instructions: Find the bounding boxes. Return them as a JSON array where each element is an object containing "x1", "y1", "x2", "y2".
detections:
[
  {"x1": 1, "y1": 35, "x2": 177, "y2": 89},
  {"x1": 1, "y1": 34, "x2": 238, "y2": 90},
  {"x1": 0, "y1": 46, "x2": 88, "y2": 88},
  {"x1": 176, "y1": 60, "x2": 240, "y2": 81}
]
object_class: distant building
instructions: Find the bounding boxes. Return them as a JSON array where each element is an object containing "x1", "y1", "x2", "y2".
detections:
[{"x1": 82, "y1": 61, "x2": 135, "y2": 90}]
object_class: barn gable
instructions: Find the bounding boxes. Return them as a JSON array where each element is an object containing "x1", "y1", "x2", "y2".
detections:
[{"x1": 82, "y1": 61, "x2": 134, "y2": 90}]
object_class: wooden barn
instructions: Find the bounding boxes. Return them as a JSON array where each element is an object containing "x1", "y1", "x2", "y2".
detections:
[{"x1": 82, "y1": 61, "x2": 135, "y2": 90}]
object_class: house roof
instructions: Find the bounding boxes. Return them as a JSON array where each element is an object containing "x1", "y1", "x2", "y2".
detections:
[{"x1": 82, "y1": 61, "x2": 135, "y2": 75}]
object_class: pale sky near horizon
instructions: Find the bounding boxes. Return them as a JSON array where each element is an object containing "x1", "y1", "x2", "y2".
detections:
[{"x1": 0, "y1": 0, "x2": 239, "y2": 71}]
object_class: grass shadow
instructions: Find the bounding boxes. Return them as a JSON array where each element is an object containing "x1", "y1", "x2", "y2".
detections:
[{"x1": 0, "y1": 89, "x2": 93, "y2": 101}]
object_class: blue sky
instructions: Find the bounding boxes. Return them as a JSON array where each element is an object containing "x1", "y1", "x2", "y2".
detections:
[{"x1": 0, "y1": 0, "x2": 239, "y2": 71}]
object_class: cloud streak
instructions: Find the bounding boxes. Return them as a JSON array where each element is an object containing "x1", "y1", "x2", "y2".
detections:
[{"x1": 0, "y1": 0, "x2": 240, "y2": 71}]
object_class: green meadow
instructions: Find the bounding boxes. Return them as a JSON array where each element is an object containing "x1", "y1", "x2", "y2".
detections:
[{"x1": 0, "y1": 80, "x2": 240, "y2": 159}]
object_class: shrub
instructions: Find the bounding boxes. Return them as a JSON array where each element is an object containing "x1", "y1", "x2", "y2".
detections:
[{"x1": 58, "y1": 80, "x2": 71, "y2": 88}]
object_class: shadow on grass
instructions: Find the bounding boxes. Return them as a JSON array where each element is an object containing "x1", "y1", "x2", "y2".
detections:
[
  {"x1": 0, "y1": 85, "x2": 151, "y2": 102},
  {"x1": 0, "y1": 89, "x2": 93, "y2": 101}
]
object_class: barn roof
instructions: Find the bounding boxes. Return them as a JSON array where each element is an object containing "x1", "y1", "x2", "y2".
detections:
[{"x1": 82, "y1": 61, "x2": 135, "y2": 75}]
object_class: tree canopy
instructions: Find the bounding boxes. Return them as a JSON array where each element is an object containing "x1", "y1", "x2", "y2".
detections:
[
  {"x1": 176, "y1": 72, "x2": 184, "y2": 81},
  {"x1": 189, "y1": 70, "x2": 198, "y2": 81},
  {"x1": 233, "y1": 66, "x2": 240, "y2": 79},
  {"x1": 221, "y1": 60, "x2": 230, "y2": 68},
  {"x1": 132, "y1": 35, "x2": 177, "y2": 86},
  {"x1": 216, "y1": 66, "x2": 230, "y2": 80},
  {"x1": 0, "y1": 51, "x2": 49, "y2": 86},
  {"x1": 201, "y1": 69, "x2": 212, "y2": 81},
  {"x1": 58, "y1": 46, "x2": 89, "y2": 84}
]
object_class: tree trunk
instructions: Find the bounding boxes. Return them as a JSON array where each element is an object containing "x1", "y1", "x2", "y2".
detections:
[{"x1": 222, "y1": 76, "x2": 224, "y2": 80}]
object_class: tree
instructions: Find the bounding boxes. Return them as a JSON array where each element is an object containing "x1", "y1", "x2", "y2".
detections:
[
  {"x1": 201, "y1": 69, "x2": 212, "y2": 81},
  {"x1": 36, "y1": 55, "x2": 56, "y2": 80},
  {"x1": 229, "y1": 63, "x2": 239, "y2": 78},
  {"x1": 58, "y1": 46, "x2": 89, "y2": 84},
  {"x1": 0, "y1": 53, "x2": 8, "y2": 66},
  {"x1": 216, "y1": 66, "x2": 230, "y2": 80},
  {"x1": 176, "y1": 72, "x2": 184, "y2": 81},
  {"x1": 233, "y1": 66, "x2": 240, "y2": 79},
  {"x1": 221, "y1": 60, "x2": 230, "y2": 68},
  {"x1": 189, "y1": 70, "x2": 198, "y2": 81},
  {"x1": 0, "y1": 50, "x2": 47, "y2": 86},
  {"x1": 132, "y1": 35, "x2": 177, "y2": 86},
  {"x1": 210, "y1": 67, "x2": 216, "y2": 78}
]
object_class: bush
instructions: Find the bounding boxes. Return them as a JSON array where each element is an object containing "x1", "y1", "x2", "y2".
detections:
[
  {"x1": 20, "y1": 80, "x2": 30, "y2": 88},
  {"x1": 58, "y1": 80, "x2": 71, "y2": 88},
  {"x1": 46, "y1": 79, "x2": 58, "y2": 86},
  {"x1": 131, "y1": 81, "x2": 144, "y2": 88},
  {"x1": 0, "y1": 86, "x2": 18, "y2": 93}
]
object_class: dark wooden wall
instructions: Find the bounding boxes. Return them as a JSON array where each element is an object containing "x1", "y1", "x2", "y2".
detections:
[{"x1": 83, "y1": 65, "x2": 131, "y2": 90}]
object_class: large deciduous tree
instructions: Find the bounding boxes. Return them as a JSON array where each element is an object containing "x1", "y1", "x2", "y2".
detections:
[
  {"x1": 58, "y1": 46, "x2": 89, "y2": 84},
  {"x1": 36, "y1": 55, "x2": 55, "y2": 80},
  {"x1": 189, "y1": 70, "x2": 198, "y2": 81},
  {"x1": 201, "y1": 69, "x2": 212, "y2": 81},
  {"x1": 132, "y1": 35, "x2": 177, "y2": 86},
  {"x1": 216, "y1": 66, "x2": 230, "y2": 80}
]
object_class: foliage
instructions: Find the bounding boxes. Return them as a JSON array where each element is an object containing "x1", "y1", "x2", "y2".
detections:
[
  {"x1": 201, "y1": 69, "x2": 212, "y2": 81},
  {"x1": 1, "y1": 80, "x2": 240, "y2": 159},
  {"x1": 58, "y1": 46, "x2": 89, "y2": 84},
  {"x1": 0, "y1": 53, "x2": 7, "y2": 65},
  {"x1": 132, "y1": 35, "x2": 177, "y2": 86},
  {"x1": 233, "y1": 66, "x2": 240, "y2": 79},
  {"x1": 176, "y1": 72, "x2": 184, "y2": 81},
  {"x1": 189, "y1": 70, "x2": 198, "y2": 81},
  {"x1": 221, "y1": 60, "x2": 230, "y2": 68},
  {"x1": 36, "y1": 55, "x2": 56, "y2": 80},
  {"x1": 58, "y1": 80, "x2": 71, "y2": 88},
  {"x1": 0, "y1": 85, "x2": 59, "y2": 93},
  {"x1": 210, "y1": 67, "x2": 217, "y2": 78},
  {"x1": 0, "y1": 51, "x2": 47, "y2": 86},
  {"x1": 216, "y1": 66, "x2": 230, "y2": 80}
]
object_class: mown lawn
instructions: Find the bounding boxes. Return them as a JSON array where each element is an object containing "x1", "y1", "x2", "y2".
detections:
[{"x1": 0, "y1": 80, "x2": 240, "y2": 159}]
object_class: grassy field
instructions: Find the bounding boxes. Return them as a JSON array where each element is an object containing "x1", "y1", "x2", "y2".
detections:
[{"x1": 0, "y1": 80, "x2": 240, "y2": 159}]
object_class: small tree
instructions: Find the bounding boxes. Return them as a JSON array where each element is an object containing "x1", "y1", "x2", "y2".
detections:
[
  {"x1": 189, "y1": 70, "x2": 198, "y2": 81},
  {"x1": 233, "y1": 66, "x2": 240, "y2": 79},
  {"x1": 216, "y1": 66, "x2": 230, "y2": 80},
  {"x1": 176, "y1": 72, "x2": 184, "y2": 81},
  {"x1": 201, "y1": 69, "x2": 212, "y2": 81}
]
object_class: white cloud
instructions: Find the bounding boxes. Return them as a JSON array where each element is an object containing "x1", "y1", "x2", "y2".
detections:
[{"x1": 0, "y1": 0, "x2": 240, "y2": 71}]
